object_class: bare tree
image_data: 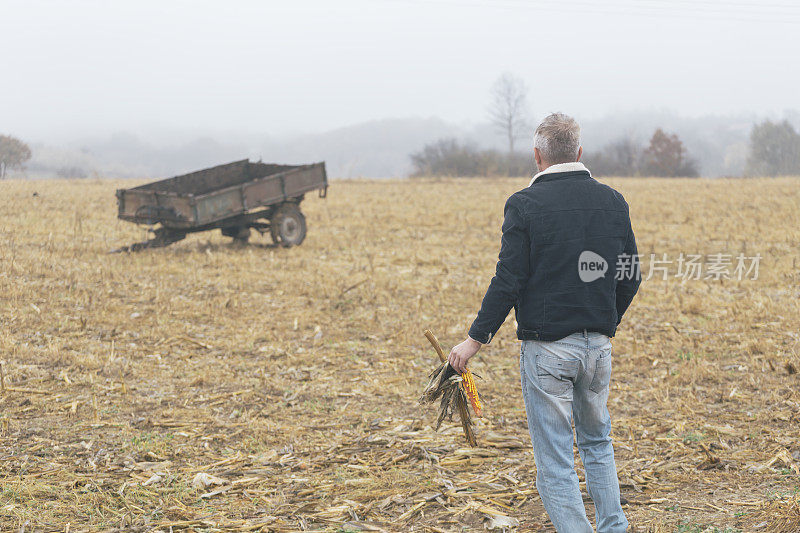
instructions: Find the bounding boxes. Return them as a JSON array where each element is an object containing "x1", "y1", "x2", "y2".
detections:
[
  {"x1": 641, "y1": 128, "x2": 698, "y2": 177},
  {"x1": 0, "y1": 135, "x2": 32, "y2": 179},
  {"x1": 583, "y1": 137, "x2": 642, "y2": 177},
  {"x1": 488, "y1": 73, "x2": 531, "y2": 154},
  {"x1": 745, "y1": 119, "x2": 800, "y2": 176},
  {"x1": 409, "y1": 138, "x2": 531, "y2": 177}
]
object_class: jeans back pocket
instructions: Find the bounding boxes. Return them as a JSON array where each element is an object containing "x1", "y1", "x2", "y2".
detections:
[
  {"x1": 535, "y1": 352, "x2": 579, "y2": 396},
  {"x1": 588, "y1": 346, "x2": 613, "y2": 394}
]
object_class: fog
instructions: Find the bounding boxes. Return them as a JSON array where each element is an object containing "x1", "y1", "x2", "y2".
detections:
[{"x1": 2, "y1": 0, "x2": 800, "y2": 177}]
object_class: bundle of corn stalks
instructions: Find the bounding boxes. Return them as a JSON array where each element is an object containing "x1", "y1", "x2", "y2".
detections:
[{"x1": 419, "y1": 329, "x2": 483, "y2": 447}]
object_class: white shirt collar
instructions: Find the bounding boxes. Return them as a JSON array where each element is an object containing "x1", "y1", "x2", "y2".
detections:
[{"x1": 529, "y1": 161, "x2": 590, "y2": 186}]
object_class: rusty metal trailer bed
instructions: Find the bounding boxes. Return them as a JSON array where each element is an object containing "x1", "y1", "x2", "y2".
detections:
[{"x1": 115, "y1": 159, "x2": 327, "y2": 251}]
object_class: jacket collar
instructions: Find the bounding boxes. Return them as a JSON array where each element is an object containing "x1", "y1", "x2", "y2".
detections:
[{"x1": 529, "y1": 161, "x2": 590, "y2": 186}]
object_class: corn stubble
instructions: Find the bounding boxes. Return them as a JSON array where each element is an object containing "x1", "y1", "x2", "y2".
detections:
[{"x1": 1, "y1": 177, "x2": 799, "y2": 531}]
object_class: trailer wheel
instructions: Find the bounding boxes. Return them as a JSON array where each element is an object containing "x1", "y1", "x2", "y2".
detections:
[{"x1": 270, "y1": 204, "x2": 306, "y2": 247}]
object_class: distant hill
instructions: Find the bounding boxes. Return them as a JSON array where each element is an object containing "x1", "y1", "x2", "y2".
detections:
[
  {"x1": 24, "y1": 117, "x2": 459, "y2": 180},
  {"x1": 255, "y1": 117, "x2": 461, "y2": 178},
  {"x1": 19, "y1": 110, "x2": 800, "y2": 179}
]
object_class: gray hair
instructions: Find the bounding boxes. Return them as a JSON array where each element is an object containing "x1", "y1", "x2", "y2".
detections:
[{"x1": 533, "y1": 113, "x2": 581, "y2": 164}]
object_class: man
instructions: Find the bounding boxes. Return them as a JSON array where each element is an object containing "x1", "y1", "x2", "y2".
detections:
[{"x1": 447, "y1": 113, "x2": 640, "y2": 533}]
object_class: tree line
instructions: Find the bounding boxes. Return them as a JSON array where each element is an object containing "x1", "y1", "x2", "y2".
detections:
[
  {"x1": 410, "y1": 127, "x2": 703, "y2": 178},
  {"x1": 410, "y1": 73, "x2": 800, "y2": 178},
  {"x1": 2, "y1": 91, "x2": 800, "y2": 180},
  {"x1": 410, "y1": 119, "x2": 800, "y2": 179}
]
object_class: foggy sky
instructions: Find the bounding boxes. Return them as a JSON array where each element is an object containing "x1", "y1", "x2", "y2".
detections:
[{"x1": 3, "y1": 0, "x2": 799, "y2": 142}]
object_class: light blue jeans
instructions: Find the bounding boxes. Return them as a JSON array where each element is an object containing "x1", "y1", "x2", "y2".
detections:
[{"x1": 520, "y1": 331, "x2": 628, "y2": 533}]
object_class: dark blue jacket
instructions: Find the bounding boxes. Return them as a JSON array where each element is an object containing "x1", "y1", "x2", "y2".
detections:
[{"x1": 468, "y1": 169, "x2": 641, "y2": 343}]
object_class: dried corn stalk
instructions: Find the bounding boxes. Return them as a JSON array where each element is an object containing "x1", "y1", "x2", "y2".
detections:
[{"x1": 419, "y1": 329, "x2": 481, "y2": 447}]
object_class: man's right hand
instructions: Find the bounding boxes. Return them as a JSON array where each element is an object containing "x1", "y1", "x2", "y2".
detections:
[{"x1": 448, "y1": 337, "x2": 482, "y2": 373}]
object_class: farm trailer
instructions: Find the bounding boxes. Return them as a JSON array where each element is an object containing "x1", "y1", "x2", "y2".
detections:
[{"x1": 115, "y1": 159, "x2": 327, "y2": 251}]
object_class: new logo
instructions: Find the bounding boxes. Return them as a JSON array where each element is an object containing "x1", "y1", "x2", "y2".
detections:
[{"x1": 578, "y1": 251, "x2": 608, "y2": 282}]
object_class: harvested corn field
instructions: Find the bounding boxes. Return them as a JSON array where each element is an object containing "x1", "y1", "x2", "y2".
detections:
[{"x1": 1, "y1": 177, "x2": 800, "y2": 532}]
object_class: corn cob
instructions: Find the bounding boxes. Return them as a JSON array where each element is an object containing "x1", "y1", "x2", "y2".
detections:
[{"x1": 460, "y1": 369, "x2": 482, "y2": 417}]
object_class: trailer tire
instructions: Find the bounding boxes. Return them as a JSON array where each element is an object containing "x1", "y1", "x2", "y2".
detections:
[{"x1": 270, "y1": 204, "x2": 306, "y2": 247}]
